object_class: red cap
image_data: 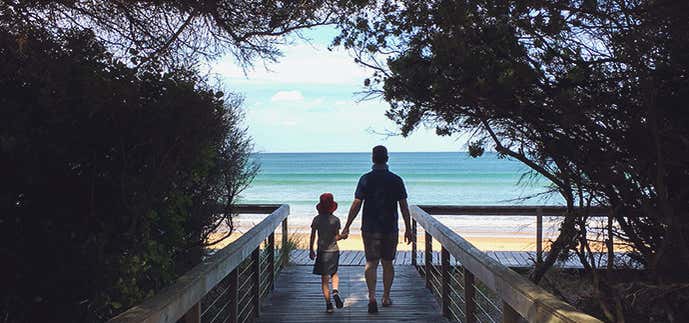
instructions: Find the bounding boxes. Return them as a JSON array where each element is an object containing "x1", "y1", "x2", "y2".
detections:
[{"x1": 316, "y1": 193, "x2": 338, "y2": 214}]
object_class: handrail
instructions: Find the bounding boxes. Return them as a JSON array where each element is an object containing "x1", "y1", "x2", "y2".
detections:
[
  {"x1": 109, "y1": 204, "x2": 290, "y2": 323},
  {"x1": 418, "y1": 205, "x2": 627, "y2": 266},
  {"x1": 410, "y1": 205, "x2": 602, "y2": 323}
]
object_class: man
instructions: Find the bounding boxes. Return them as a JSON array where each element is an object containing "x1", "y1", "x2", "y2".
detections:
[{"x1": 341, "y1": 145, "x2": 413, "y2": 314}]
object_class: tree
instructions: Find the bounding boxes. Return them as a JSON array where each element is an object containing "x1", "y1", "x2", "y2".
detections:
[
  {"x1": 0, "y1": 28, "x2": 257, "y2": 321},
  {"x1": 336, "y1": 0, "x2": 689, "y2": 321},
  {"x1": 1, "y1": 0, "x2": 341, "y2": 67}
]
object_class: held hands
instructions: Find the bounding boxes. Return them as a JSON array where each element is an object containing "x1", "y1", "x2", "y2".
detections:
[
  {"x1": 340, "y1": 227, "x2": 350, "y2": 240},
  {"x1": 309, "y1": 250, "x2": 316, "y2": 260}
]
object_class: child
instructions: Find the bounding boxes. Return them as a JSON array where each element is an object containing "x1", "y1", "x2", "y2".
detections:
[{"x1": 309, "y1": 192, "x2": 345, "y2": 313}]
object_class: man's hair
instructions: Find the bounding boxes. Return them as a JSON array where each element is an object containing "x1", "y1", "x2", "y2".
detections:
[{"x1": 372, "y1": 145, "x2": 388, "y2": 164}]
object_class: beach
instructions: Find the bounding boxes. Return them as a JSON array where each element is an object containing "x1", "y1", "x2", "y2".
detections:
[
  {"x1": 209, "y1": 152, "x2": 569, "y2": 253},
  {"x1": 207, "y1": 228, "x2": 548, "y2": 252}
]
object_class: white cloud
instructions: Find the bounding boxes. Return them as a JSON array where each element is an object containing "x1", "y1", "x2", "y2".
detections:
[
  {"x1": 212, "y1": 43, "x2": 371, "y2": 86},
  {"x1": 271, "y1": 90, "x2": 304, "y2": 102}
]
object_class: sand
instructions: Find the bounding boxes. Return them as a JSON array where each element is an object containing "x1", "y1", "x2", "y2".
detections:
[{"x1": 206, "y1": 229, "x2": 549, "y2": 252}]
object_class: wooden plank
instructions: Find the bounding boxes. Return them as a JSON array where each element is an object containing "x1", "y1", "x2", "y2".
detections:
[
  {"x1": 110, "y1": 205, "x2": 290, "y2": 323},
  {"x1": 410, "y1": 205, "x2": 602, "y2": 323},
  {"x1": 257, "y1": 266, "x2": 449, "y2": 323}
]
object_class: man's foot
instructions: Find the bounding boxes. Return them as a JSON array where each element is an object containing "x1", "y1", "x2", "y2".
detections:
[
  {"x1": 326, "y1": 302, "x2": 334, "y2": 313},
  {"x1": 368, "y1": 301, "x2": 378, "y2": 313},
  {"x1": 382, "y1": 297, "x2": 393, "y2": 307},
  {"x1": 333, "y1": 290, "x2": 344, "y2": 308}
]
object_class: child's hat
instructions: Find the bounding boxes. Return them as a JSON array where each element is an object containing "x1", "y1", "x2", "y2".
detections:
[{"x1": 316, "y1": 193, "x2": 337, "y2": 214}]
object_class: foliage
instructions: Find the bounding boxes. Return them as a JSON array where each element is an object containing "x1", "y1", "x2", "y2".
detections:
[
  {"x1": 0, "y1": 0, "x2": 349, "y2": 67},
  {"x1": 0, "y1": 28, "x2": 257, "y2": 322},
  {"x1": 336, "y1": 0, "x2": 689, "y2": 321}
]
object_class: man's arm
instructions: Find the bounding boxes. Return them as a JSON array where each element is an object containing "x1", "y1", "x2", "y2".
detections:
[
  {"x1": 341, "y1": 198, "x2": 362, "y2": 238},
  {"x1": 399, "y1": 199, "x2": 413, "y2": 244},
  {"x1": 309, "y1": 227, "x2": 317, "y2": 259}
]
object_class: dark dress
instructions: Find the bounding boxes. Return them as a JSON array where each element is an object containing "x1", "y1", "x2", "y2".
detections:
[{"x1": 311, "y1": 213, "x2": 341, "y2": 275}]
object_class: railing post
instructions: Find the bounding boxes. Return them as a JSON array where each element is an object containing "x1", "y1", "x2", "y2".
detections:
[
  {"x1": 502, "y1": 301, "x2": 520, "y2": 323},
  {"x1": 411, "y1": 219, "x2": 418, "y2": 266},
  {"x1": 281, "y1": 218, "x2": 289, "y2": 267},
  {"x1": 441, "y1": 246, "x2": 450, "y2": 317},
  {"x1": 425, "y1": 231, "x2": 432, "y2": 288},
  {"x1": 268, "y1": 232, "x2": 275, "y2": 291},
  {"x1": 464, "y1": 268, "x2": 476, "y2": 323},
  {"x1": 536, "y1": 207, "x2": 543, "y2": 264},
  {"x1": 229, "y1": 268, "x2": 238, "y2": 323},
  {"x1": 181, "y1": 302, "x2": 200, "y2": 323},
  {"x1": 252, "y1": 247, "x2": 261, "y2": 317},
  {"x1": 607, "y1": 213, "x2": 614, "y2": 272}
]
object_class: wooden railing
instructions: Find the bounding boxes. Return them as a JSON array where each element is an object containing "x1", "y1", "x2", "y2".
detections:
[
  {"x1": 418, "y1": 205, "x2": 617, "y2": 268},
  {"x1": 410, "y1": 205, "x2": 602, "y2": 323},
  {"x1": 109, "y1": 204, "x2": 290, "y2": 323}
]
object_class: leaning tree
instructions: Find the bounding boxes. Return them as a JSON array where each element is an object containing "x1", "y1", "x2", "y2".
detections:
[{"x1": 335, "y1": 0, "x2": 689, "y2": 321}]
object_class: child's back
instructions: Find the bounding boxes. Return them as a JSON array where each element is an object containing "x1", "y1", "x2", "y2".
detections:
[{"x1": 312, "y1": 213, "x2": 340, "y2": 253}]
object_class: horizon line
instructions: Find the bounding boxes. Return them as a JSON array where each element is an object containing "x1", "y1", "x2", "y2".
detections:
[{"x1": 252, "y1": 150, "x2": 497, "y2": 154}]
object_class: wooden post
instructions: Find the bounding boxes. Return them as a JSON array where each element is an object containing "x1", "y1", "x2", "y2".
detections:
[
  {"x1": 502, "y1": 301, "x2": 520, "y2": 323},
  {"x1": 536, "y1": 207, "x2": 543, "y2": 264},
  {"x1": 411, "y1": 219, "x2": 418, "y2": 266},
  {"x1": 228, "y1": 268, "x2": 238, "y2": 323},
  {"x1": 425, "y1": 231, "x2": 432, "y2": 288},
  {"x1": 441, "y1": 246, "x2": 450, "y2": 317},
  {"x1": 252, "y1": 247, "x2": 261, "y2": 317},
  {"x1": 181, "y1": 302, "x2": 200, "y2": 323},
  {"x1": 268, "y1": 232, "x2": 275, "y2": 291},
  {"x1": 281, "y1": 218, "x2": 289, "y2": 267},
  {"x1": 607, "y1": 214, "x2": 614, "y2": 272},
  {"x1": 464, "y1": 268, "x2": 476, "y2": 323}
]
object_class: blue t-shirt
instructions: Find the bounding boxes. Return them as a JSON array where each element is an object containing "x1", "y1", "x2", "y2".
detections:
[{"x1": 355, "y1": 164, "x2": 408, "y2": 233}]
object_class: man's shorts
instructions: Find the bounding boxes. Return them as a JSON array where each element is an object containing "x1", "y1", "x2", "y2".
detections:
[{"x1": 362, "y1": 232, "x2": 398, "y2": 261}]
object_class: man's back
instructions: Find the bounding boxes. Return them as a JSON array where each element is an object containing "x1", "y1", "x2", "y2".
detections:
[{"x1": 355, "y1": 165, "x2": 407, "y2": 234}]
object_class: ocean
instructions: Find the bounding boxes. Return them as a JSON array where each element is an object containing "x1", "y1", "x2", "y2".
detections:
[{"x1": 236, "y1": 152, "x2": 563, "y2": 238}]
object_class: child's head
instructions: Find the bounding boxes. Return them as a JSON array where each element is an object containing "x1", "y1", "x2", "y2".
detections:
[{"x1": 316, "y1": 192, "x2": 337, "y2": 214}]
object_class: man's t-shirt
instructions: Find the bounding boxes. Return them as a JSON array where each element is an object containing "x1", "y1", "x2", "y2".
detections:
[
  {"x1": 355, "y1": 164, "x2": 408, "y2": 234},
  {"x1": 311, "y1": 214, "x2": 341, "y2": 252}
]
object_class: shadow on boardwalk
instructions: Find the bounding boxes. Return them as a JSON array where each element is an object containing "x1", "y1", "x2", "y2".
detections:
[{"x1": 257, "y1": 265, "x2": 449, "y2": 323}]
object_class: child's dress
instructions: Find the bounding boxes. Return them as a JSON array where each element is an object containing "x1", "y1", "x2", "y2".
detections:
[{"x1": 311, "y1": 213, "x2": 341, "y2": 275}]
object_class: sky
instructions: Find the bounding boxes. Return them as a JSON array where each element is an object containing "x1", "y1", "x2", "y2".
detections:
[{"x1": 211, "y1": 26, "x2": 469, "y2": 153}]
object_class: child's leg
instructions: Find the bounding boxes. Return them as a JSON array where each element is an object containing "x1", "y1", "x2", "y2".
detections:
[
  {"x1": 331, "y1": 272, "x2": 339, "y2": 291},
  {"x1": 321, "y1": 275, "x2": 331, "y2": 302}
]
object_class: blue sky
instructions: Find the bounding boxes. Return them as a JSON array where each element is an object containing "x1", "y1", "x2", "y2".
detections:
[{"x1": 211, "y1": 26, "x2": 469, "y2": 153}]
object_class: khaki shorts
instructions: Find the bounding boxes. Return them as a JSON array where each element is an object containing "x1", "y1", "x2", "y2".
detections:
[{"x1": 362, "y1": 232, "x2": 398, "y2": 261}]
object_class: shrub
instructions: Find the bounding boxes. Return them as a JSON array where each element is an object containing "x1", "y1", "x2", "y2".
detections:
[{"x1": 0, "y1": 29, "x2": 256, "y2": 322}]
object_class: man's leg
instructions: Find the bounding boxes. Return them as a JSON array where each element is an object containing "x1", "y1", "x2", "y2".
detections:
[
  {"x1": 381, "y1": 232, "x2": 398, "y2": 305},
  {"x1": 364, "y1": 259, "x2": 379, "y2": 302},
  {"x1": 381, "y1": 260, "x2": 394, "y2": 303}
]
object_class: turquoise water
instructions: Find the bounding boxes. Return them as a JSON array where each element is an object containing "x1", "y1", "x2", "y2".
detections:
[{"x1": 237, "y1": 152, "x2": 563, "y2": 237}]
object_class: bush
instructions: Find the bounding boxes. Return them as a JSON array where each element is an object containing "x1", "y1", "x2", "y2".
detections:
[{"x1": 0, "y1": 29, "x2": 256, "y2": 322}]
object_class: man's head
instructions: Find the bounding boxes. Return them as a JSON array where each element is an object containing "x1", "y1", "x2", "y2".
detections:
[{"x1": 372, "y1": 145, "x2": 388, "y2": 164}]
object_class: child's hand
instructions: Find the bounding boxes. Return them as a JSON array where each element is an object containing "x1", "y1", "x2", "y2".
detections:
[{"x1": 309, "y1": 250, "x2": 316, "y2": 260}]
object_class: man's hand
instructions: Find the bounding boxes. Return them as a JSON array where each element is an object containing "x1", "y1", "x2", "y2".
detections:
[
  {"x1": 341, "y1": 227, "x2": 350, "y2": 238},
  {"x1": 309, "y1": 250, "x2": 316, "y2": 260},
  {"x1": 404, "y1": 229, "x2": 414, "y2": 245}
]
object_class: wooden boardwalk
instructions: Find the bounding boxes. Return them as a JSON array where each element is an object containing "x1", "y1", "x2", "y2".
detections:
[
  {"x1": 257, "y1": 265, "x2": 449, "y2": 323},
  {"x1": 289, "y1": 249, "x2": 607, "y2": 268}
]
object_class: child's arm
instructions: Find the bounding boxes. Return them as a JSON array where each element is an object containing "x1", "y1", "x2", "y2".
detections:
[{"x1": 309, "y1": 227, "x2": 317, "y2": 260}]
